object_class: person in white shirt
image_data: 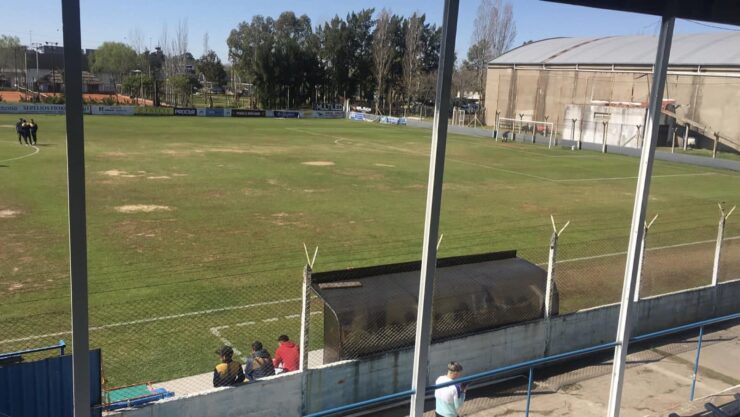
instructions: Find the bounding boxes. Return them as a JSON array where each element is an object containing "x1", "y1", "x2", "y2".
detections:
[{"x1": 435, "y1": 361, "x2": 466, "y2": 417}]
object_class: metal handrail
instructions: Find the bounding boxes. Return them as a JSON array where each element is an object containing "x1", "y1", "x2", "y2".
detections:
[
  {"x1": 0, "y1": 339, "x2": 66, "y2": 360},
  {"x1": 304, "y1": 311, "x2": 740, "y2": 417}
]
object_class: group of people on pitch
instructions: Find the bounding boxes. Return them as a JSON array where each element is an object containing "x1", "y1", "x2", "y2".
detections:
[
  {"x1": 213, "y1": 334, "x2": 300, "y2": 387},
  {"x1": 15, "y1": 118, "x2": 39, "y2": 146}
]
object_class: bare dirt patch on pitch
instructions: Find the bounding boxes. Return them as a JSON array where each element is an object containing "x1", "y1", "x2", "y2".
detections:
[
  {"x1": 101, "y1": 169, "x2": 135, "y2": 177},
  {"x1": 0, "y1": 124, "x2": 15, "y2": 128},
  {"x1": 115, "y1": 205, "x2": 173, "y2": 213},
  {"x1": 374, "y1": 163, "x2": 396, "y2": 168},
  {"x1": 0, "y1": 209, "x2": 20, "y2": 218},
  {"x1": 302, "y1": 161, "x2": 335, "y2": 166},
  {"x1": 147, "y1": 176, "x2": 171, "y2": 180}
]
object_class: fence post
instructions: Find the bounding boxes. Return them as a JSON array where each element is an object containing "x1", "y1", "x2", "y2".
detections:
[
  {"x1": 683, "y1": 123, "x2": 690, "y2": 150},
  {"x1": 712, "y1": 132, "x2": 719, "y2": 159},
  {"x1": 602, "y1": 121, "x2": 608, "y2": 153},
  {"x1": 524, "y1": 367, "x2": 534, "y2": 417},
  {"x1": 546, "y1": 216, "x2": 569, "y2": 318},
  {"x1": 634, "y1": 214, "x2": 658, "y2": 302},
  {"x1": 712, "y1": 203, "x2": 735, "y2": 286},
  {"x1": 689, "y1": 325, "x2": 704, "y2": 401},
  {"x1": 493, "y1": 110, "x2": 500, "y2": 140},
  {"x1": 300, "y1": 264, "x2": 312, "y2": 371},
  {"x1": 571, "y1": 118, "x2": 579, "y2": 150}
]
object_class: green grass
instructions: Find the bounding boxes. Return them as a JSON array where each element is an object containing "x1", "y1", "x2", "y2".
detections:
[{"x1": 0, "y1": 115, "x2": 738, "y2": 386}]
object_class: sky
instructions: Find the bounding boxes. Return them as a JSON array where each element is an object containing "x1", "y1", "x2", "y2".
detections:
[{"x1": 1, "y1": 0, "x2": 738, "y2": 62}]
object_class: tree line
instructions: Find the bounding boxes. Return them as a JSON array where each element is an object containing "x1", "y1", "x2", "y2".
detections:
[{"x1": 1, "y1": 0, "x2": 516, "y2": 116}]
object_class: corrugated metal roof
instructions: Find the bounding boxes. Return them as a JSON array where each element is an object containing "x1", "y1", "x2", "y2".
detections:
[{"x1": 491, "y1": 32, "x2": 740, "y2": 66}]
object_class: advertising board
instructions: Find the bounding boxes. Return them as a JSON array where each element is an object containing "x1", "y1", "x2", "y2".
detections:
[
  {"x1": 135, "y1": 106, "x2": 173, "y2": 116},
  {"x1": 232, "y1": 109, "x2": 265, "y2": 117},
  {"x1": 174, "y1": 107, "x2": 197, "y2": 116}
]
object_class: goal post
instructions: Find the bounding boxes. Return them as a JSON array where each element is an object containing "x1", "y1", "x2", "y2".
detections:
[{"x1": 494, "y1": 117, "x2": 555, "y2": 147}]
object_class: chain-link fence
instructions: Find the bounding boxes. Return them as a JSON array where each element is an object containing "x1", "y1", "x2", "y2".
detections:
[{"x1": 2, "y1": 211, "x2": 738, "y2": 399}]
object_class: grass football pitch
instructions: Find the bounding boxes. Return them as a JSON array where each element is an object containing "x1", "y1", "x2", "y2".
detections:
[{"x1": 0, "y1": 115, "x2": 738, "y2": 386}]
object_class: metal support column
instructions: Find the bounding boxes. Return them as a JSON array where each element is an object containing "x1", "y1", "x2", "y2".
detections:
[
  {"x1": 689, "y1": 326, "x2": 705, "y2": 401},
  {"x1": 409, "y1": 0, "x2": 459, "y2": 415},
  {"x1": 61, "y1": 1, "x2": 90, "y2": 416},
  {"x1": 524, "y1": 367, "x2": 534, "y2": 417},
  {"x1": 712, "y1": 132, "x2": 719, "y2": 159},
  {"x1": 606, "y1": 16, "x2": 674, "y2": 417}
]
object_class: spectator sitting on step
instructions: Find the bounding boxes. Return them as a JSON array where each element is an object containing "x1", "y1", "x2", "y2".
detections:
[
  {"x1": 273, "y1": 334, "x2": 300, "y2": 373},
  {"x1": 212, "y1": 345, "x2": 245, "y2": 387},
  {"x1": 244, "y1": 340, "x2": 275, "y2": 381}
]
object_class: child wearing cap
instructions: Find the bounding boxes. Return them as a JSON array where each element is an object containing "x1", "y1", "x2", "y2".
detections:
[{"x1": 213, "y1": 345, "x2": 245, "y2": 387}]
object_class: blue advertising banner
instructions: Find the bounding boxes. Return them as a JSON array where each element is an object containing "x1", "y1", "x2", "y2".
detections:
[
  {"x1": 273, "y1": 110, "x2": 301, "y2": 118},
  {"x1": 205, "y1": 108, "x2": 225, "y2": 117}
]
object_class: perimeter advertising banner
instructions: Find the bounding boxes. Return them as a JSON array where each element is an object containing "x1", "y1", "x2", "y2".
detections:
[
  {"x1": 135, "y1": 106, "x2": 173, "y2": 116},
  {"x1": 273, "y1": 110, "x2": 301, "y2": 118},
  {"x1": 312, "y1": 110, "x2": 345, "y2": 119},
  {"x1": 0, "y1": 104, "x2": 66, "y2": 114},
  {"x1": 174, "y1": 107, "x2": 197, "y2": 116},
  {"x1": 232, "y1": 109, "x2": 265, "y2": 117},
  {"x1": 349, "y1": 111, "x2": 366, "y2": 121},
  {"x1": 90, "y1": 105, "x2": 135, "y2": 116},
  {"x1": 379, "y1": 115, "x2": 407, "y2": 126},
  {"x1": 205, "y1": 108, "x2": 225, "y2": 117}
]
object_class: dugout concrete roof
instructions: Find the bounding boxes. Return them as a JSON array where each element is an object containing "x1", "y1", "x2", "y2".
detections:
[{"x1": 490, "y1": 32, "x2": 740, "y2": 67}]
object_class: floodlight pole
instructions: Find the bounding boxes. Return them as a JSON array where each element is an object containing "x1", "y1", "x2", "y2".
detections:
[
  {"x1": 61, "y1": 1, "x2": 91, "y2": 416},
  {"x1": 606, "y1": 16, "x2": 674, "y2": 417},
  {"x1": 409, "y1": 0, "x2": 459, "y2": 415}
]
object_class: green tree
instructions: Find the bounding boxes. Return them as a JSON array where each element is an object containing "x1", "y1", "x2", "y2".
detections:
[
  {"x1": 346, "y1": 9, "x2": 375, "y2": 102},
  {"x1": 0, "y1": 35, "x2": 22, "y2": 88},
  {"x1": 89, "y1": 42, "x2": 138, "y2": 92},
  {"x1": 167, "y1": 74, "x2": 199, "y2": 106},
  {"x1": 196, "y1": 50, "x2": 227, "y2": 87}
]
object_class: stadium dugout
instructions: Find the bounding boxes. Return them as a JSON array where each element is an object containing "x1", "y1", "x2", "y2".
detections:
[{"x1": 49, "y1": 1, "x2": 740, "y2": 417}]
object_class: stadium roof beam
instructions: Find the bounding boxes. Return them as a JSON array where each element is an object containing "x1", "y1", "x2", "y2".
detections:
[
  {"x1": 542, "y1": 0, "x2": 740, "y2": 26},
  {"x1": 61, "y1": 0, "x2": 91, "y2": 417}
]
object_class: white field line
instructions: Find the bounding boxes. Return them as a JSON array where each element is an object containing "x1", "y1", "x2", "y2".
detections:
[
  {"x1": 554, "y1": 172, "x2": 716, "y2": 182},
  {"x1": 537, "y1": 235, "x2": 740, "y2": 267},
  {"x1": 0, "y1": 145, "x2": 39, "y2": 164},
  {"x1": 209, "y1": 327, "x2": 244, "y2": 358},
  {"x1": 0, "y1": 297, "x2": 301, "y2": 345}
]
